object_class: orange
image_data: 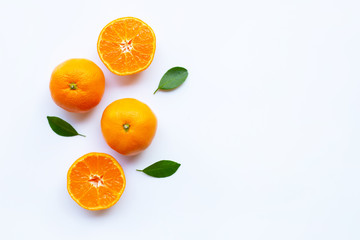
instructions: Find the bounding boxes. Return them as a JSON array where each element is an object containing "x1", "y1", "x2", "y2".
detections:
[
  {"x1": 97, "y1": 17, "x2": 156, "y2": 75},
  {"x1": 50, "y1": 58, "x2": 105, "y2": 113},
  {"x1": 67, "y1": 152, "x2": 126, "y2": 210},
  {"x1": 101, "y1": 98, "x2": 157, "y2": 156}
]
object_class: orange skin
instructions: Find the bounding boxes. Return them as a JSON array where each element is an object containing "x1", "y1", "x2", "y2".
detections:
[
  {"x1": 101, "y1": 98, "x2": 157, "y2": 156},
  {"x1": 50, "y1": 58, "x2": 105, "y2": 112},
  {"x1": 67, "y1": 152, "x2": 126, "y2": 211},
  {"x1": 97, "y1": 17, "x2": 156, "y2": 75}
]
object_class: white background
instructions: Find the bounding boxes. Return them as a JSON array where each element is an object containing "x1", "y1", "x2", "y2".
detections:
[{"x1": 1, "y1": 0, "x2": 360, "y2": 239}]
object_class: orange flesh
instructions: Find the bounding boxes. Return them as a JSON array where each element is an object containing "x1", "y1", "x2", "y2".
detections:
[
  {"x1": 67, "y1": 153, "x2": 126, "y2": 210},
  {"x1": 97, "y1": 17, "x2": 156, "y2": 75}
]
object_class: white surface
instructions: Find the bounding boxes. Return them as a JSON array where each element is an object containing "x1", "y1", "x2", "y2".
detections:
[{"x1": 1, "y1": 0, "x2": 360, "y2": 239}]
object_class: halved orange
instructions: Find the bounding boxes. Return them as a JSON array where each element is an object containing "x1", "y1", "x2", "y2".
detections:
[
  {"x1": 97, "y1": 17, "x2": 156, "y2": 75},
  {"x1": 67, "y1": 152, "x2": 126, "y2": 210}
]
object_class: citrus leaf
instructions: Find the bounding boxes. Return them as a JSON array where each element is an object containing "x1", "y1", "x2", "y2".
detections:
[
  {"x1": 137, "y1": 160, "x2": 181, "y2": 178},
  {"x1": 47, "y1": 116, "x2": 85, "y2": 137},
  {"x1": 154, "y1": 67, "x2": 188, "y2": 94}
]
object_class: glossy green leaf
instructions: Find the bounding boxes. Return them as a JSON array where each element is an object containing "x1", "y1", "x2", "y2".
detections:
[
  {"x1": 47, "y1": 116, "x2": 85, "y2": 137},
  {"x1": 137, "y1": 160, "x2": 181, "y2": 178},
  {"x1": 154, "y1": 67, "x2": 188, "y2": 94}
]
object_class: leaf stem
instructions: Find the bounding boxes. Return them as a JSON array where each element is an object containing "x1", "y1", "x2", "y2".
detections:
[
  {"x1": 78, "y1": 134, "x2": 86, "y2": 137},
  {"x1": 136, "y1": 169, "x2": 143, "y2": 172},
  {"x1": 153, "y1": 88, "x2": 159, "y2": 94},
  {"x1": 69, "y1": 83, "x2": 78, "y2": 90},
  {"x1": 123, "y1": 123, "x2": 130, "y2": 132}
]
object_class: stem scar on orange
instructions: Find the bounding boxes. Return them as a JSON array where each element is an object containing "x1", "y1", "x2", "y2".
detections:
[
  {"x1": 49, "y1": 58, "x2": 105, "y2": 113},
  {"x1": 67, "y1": 152, "x2": 126, "y2": 210},
  {"x1": 101, "y1": 98, "x2": 157, "y2": 156},
  {"x1": 97, "y1": 17, "x2": 156, "y2": 75}
]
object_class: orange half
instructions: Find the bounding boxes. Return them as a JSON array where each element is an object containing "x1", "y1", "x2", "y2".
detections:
[
  {"x1": 97, "y1": 17, "x2": 156, "y2": 75},
  {"x1": 67, "y1": 152, "x2": 126, "y2": 210}
]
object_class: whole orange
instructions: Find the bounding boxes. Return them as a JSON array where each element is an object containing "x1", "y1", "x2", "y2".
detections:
[
  {"x1": 101, "y1": 98, "x2": 157, "y2": 156},
  {"x1": 49, "y1": 58, "x2": 105, "y2": 112}
]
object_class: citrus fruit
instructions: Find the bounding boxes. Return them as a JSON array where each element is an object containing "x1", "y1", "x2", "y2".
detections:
[
  {"x1": 101, "y1": 98, "x2": 157, "y2": 156},
  {"x1": 97, "y1": 17, "x2": 156, "y2": 75},
  {"x1": 50, "y1": 58, "x2": 105, "y2": 113},
  {"x1": 67, "y1": 152, "x2": 126, "y2": 210}
]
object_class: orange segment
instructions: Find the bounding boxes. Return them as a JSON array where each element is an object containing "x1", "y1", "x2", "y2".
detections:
[
  {"x1": 68, "y1": 181, "x2": 92, "y2": 200},
  {"x1": 97, "y1": 17, "x2": 156, "y2": 75},
  {"x1": 79, "y1": 187, "x2": 99, "y2": 209},
  {"x1": 67, "y1": 152, "x2": 126, "y2": 210},
  {"x1": 98, "y1": 187, "x2": 119, "y2": 207},
  {"x1": 68, "y1": 162, "x2": 90, "y2": 181}
]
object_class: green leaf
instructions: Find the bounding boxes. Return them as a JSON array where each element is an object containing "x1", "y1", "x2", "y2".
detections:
[
  {"x1": 47, "y1": 116, "x2": 85, "y2": 137},
  {"x1": 137, "y1": 160, "x2": 181, "y2": 178},
  {"x1": 154, "y1": 67, "x2": 188, "y2": 94}
]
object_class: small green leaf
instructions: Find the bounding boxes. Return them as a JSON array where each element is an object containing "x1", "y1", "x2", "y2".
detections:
[
  {"x1": 47, "y1": 116, "x2": 85, "y2": 137},
  {"x1": 137, "y1": 160, "x2": 181, "y2": 178},
  {"x1": 154, "y1": 67, "x2": 188, "y2": 94}
]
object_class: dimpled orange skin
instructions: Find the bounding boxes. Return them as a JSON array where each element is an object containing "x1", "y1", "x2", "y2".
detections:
[
  {"x1": 50, "y1": 59, "x2": 105, "y2": 112},
  {"x1": 101, "y1": 98, "x2": 157, "y2": 156}
]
